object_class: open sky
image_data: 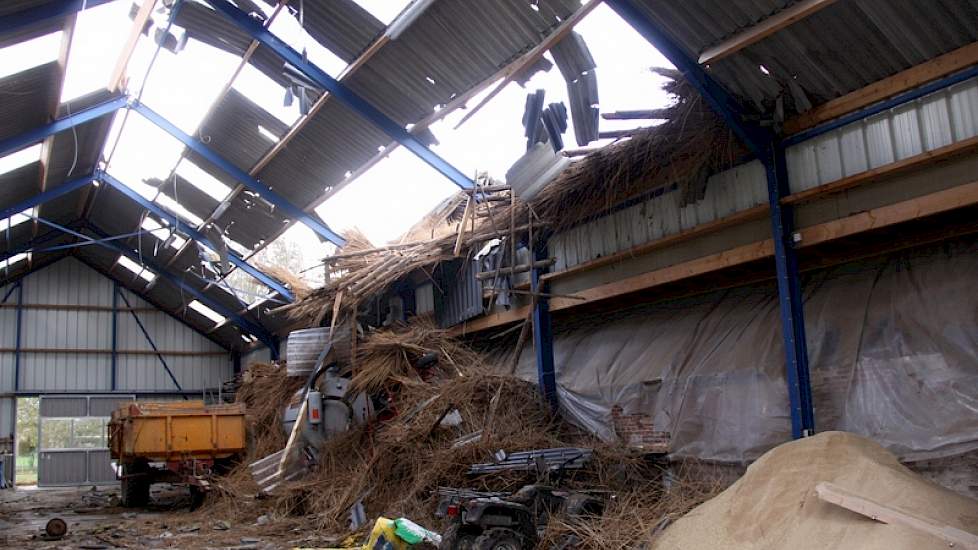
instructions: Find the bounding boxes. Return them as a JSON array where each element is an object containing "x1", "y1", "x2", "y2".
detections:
[{"x1": 0, "y1": 0, "x2": 673, "y2": 289}]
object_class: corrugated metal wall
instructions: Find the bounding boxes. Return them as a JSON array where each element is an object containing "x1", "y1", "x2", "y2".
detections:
[
  {"x1": 0, "y1": 258, "x2": 231, "y2": 442},
  {"x1": 549, "y1": 76, "x2": 978, "y2": 273},
  {"x1": 786, "y1": 77, "x2": 978, "y2": 193},
  {"x1": 550, "y1": 161, "x2": 768, "y2": 271}
]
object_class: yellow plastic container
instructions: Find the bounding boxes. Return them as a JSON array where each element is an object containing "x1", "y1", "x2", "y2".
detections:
[{"x1": 109, "y1": 400, "x2": 247, "y2": 462}]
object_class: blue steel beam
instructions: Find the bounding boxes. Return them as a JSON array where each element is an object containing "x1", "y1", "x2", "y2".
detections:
[
  {"x1": 784, "y1": 64, "x2": 978, "y2": 146},
  {"x1": 0, "y1": 172, "x2": 95, "y2": 221},
  {"x1": 0, "y1": 226, "x2": 75, "y2": 266},
  {"x1": 98, "y1": 170, "x2": 296, "y2": 301},
  {"x1": 0, "y1": 0, "x2": 114, "y2": 35},
  {"x1": 199, "y1": 0, "x2": 475, "y2": 191},
  {"x1": 0, "y1": 96, "x2": 125, "y2": 158},
  {"x1": 115, "y1": 286, "x2": 187, "y2": 397},
  {"x1": 86, "y1": 223, "x2": 277, "y2": 350},
  {"x1": 531, "y1": 254, "x2": 558, "y2": 412},
  {"x1": 129, "y1": 101, "x2": 347, "y2": 247},
  {"x1": 605, "y1": 0, "x2": 815, "y2": 438},
  {"x1": 604, "y1": 0, "x2": 771, "y2": 157}
]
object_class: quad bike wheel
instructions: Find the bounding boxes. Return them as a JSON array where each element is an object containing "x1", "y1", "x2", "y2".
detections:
[
  {"x1": 474, "y1": 527, "x2": 526, "y2": 550},
  {"x1": 439, "y1": 523, "x2": 479, "y2": 549}
]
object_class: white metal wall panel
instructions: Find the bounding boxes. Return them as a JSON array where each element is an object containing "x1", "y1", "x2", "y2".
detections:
[
  {"x1": 243, "y1": 346, "x2": 272, "y2": 369},
  {"x1": 23, "y1": 259, "x2": 113, "y2": 306},
  {"x1": 6, "y1": 259, "x2": 229, "y2": 393},
  {"x1": 550, "y1": 160, "x2": 767, "y2": 271},
  {"x1": 786, "y1": 77, "x2": 978, "y2": 193},
  {"x1": 115, "y1": 354, "x2": 230, "y2": 392},
  {"x1": 20, "y1": 354, "x2": 109, "y2": 392},
  {"x1": 0, "y1": 398, "x2": 12, "y2": 440}
]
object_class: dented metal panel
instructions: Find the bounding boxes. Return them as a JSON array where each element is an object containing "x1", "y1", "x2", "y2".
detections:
[
  {"x1": 549, "y1": 160, "x2": 767, "y2": 271},
  {"x1": 785, "y1": 76, "x2": 978, "y2": 193}
]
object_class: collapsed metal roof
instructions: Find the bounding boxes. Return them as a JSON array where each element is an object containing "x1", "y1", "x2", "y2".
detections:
[
  {"x1": 2, "y1": 0, "x2": 976, "y2": 351},
  {"x1": 0, "y1": 0, "x2": 581, "y2": 350}
]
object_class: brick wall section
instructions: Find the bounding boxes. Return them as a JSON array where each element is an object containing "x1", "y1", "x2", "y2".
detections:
[{"x1": 610, "y1": 405, "x2": 671, "y2": 452}]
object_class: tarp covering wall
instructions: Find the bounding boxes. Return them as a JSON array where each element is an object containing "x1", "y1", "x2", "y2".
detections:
[{"x1": 517, "y1": 238, "x2": 978, "y2": 463}]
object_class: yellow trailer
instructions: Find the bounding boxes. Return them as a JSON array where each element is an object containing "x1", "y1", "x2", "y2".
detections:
[{"x1": 108, "y1": 401, "x2": 247, "y2": 508}]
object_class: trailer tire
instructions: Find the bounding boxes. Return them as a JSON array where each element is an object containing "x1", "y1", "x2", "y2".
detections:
[{"x1": 120, "y1": 464, "x2": 150, "y2": 508}]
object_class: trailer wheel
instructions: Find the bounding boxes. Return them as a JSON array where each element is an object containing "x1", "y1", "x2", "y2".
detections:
[
  {"x1": 120, "y1": 463, "x2": 150, "y2": 507},
  {"x1": 188, "y1": 486, "x2": 206, "y2": 511}
]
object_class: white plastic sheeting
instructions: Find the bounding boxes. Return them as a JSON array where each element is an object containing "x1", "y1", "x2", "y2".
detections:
[{"x1": 517, "y1": 238, "x2": 978, "y2": 463}]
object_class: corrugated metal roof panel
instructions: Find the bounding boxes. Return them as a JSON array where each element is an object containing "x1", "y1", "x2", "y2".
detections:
[
  {"x1": 216, "y1": 192, "x2": 290, "y2": 251},
  {"x1": 271, "y1": 0, "x2": 385, "y2": 63},
  {"x1": 191, "y1": 88, "x2": 288, "y2": 174},
  {"x1": 631, "y1": 0, "x2": 978, "y2": 116},
  {"x1": 0, "y1": 61, "x2": 59, "y2": 142},
  {"x1": 256, "y1": 98, "x2": 391, "y2": 206}
]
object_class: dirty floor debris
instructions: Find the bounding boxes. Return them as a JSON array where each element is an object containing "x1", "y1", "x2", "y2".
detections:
[{"x1": 0, "y1": 484, "x2": 339, "y2": 549}]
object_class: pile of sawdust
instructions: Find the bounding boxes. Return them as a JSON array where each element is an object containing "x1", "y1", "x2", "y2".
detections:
[{"x1": 654, "y1": 431, "x2": 978, "y2": 549}]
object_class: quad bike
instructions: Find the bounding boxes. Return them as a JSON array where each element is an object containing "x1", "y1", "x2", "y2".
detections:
[{"x1": 438, "y1": 484, "x2": 604, "y2": 549}]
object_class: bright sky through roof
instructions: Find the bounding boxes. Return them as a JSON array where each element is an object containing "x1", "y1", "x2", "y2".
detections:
[
  {"x1": 1, "y1": 0, "x2": 672, "y2": 287},
  {"x1": 0, "y1": 143, "x2": 42, "y2": 175}
]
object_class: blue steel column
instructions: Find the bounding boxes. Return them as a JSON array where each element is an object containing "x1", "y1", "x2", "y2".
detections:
[
  {"x1": 111, "y1": 282, "x2": 119, "y2": 391},
  {"x1": 766, "y1": 144, "x2": 815, "y2": 437},
  {"x1": 14, "y1": 282, "x2": 23, "y2": 392},
  {"x1": 531, "y1": 251, "x2": 558, "y2": 411},
  {"x1": 603, "y1": 0, "x2": 816, "y2": 438}
]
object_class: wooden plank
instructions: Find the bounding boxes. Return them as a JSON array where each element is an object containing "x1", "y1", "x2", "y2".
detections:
[
  {"x1": 0, "y1": 303, "x2": 156, "y2": 312},
  {"x1": 549, "y1": 240, "x2": 775, "y2": 310},
  {"x1": 542, "y1": 204, "x2": 769, "y2": 283},
  {"x1": 450, "y1": 0, "x2": 605, "y2": 129},
  {"x1": 0, "y1": 348, "x2": 228, "y2": 357},
  {"x1": 34, "y1": 15, "x2": 77, "y2": 268},
  {"x1": 796, "y1": 178, "x2": 978, "y2": 247},
  {"x1": 815, "y1": 482, "x2": 978, "y2": 549},
  {"x1": 452, "y1": 179, "x2": 978, "y2": 333},
  {"x1": 108, "y1": 0, "x2": 158, "y2": 92},
  {"x1": 783, "y1": 135, "x2": 978, "y2": 205},
  {"x1": 784, "y1": 41, "x2": 978, "y2": 135},
  {"x1": 698, "y1": 0, "x2": 838, "y2": 64},
  {"x1": 243, "y1": 0, "x2": 607, "y2": 261}
]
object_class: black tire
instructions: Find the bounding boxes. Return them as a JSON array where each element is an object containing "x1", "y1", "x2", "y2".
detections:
[
  {"x1": 188, "y1": 486, "x2": 206, "y2": 511},
  {"x1": 474, "y1": 528, "x2": 526, "y2": 550},
  {"x1": 439, "y1": 524, "x2": 479, "y2": 550},
  {"x1": 120, "y1": 463, "x2": 150, "y2": 508}
]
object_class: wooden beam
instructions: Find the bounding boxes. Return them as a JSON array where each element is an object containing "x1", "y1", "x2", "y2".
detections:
[
  {"x1": 795, "y1": 178, "x2": 978, "y2": 246},
  {"x1": 33, "y1": 15, "x2": 77, "y2": 268},
  {"x1": 0, "y1": 303, "x2": 155, "y2": 313},
  {"x1": 108, "y1": 0, "x2": 158, "y2": 92},
  {"x1": 0, "y1": 348, "x2": 228, "y2": 357},
  {"x1": 452, "y1": 179, "x2": 978, "y2": 333},
  {"x1": 450, "y1": 0, "x2": 605, "y2": 129},
  {"x1": 698, "y1": 0, "x2": 838, "y2": 65},
  {"x1": 783, "y1": 135, "x2": 978, "y2": 205},
  {"x1": 815, "y1": 482, "x2": 978, "y2": 549},
  {"x1": 784, "y1": 41, "x2": 978, "y2": 135},
  {"x1": 543, "y1": 204, "x2": 769, "y2": 283},
  {"x1": 240, "y1": 0, "x2": 606, "y2": 265}
]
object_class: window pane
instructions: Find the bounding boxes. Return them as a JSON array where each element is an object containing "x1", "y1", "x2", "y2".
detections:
[{"x1": 40, "y1": 418, "x2": 72, "y2": 449}]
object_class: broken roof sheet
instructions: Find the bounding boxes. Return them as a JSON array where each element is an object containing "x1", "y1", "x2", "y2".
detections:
[{"x1": 630, "y1": 0, "x2": 978, "y2": 115}]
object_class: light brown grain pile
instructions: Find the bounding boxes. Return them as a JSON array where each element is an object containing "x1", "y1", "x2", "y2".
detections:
[{"x1": 654, "y1": 431, "x2": 978, "y2": 550}]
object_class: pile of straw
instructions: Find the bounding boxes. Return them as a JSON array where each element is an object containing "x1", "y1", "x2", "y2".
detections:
[
  {"x1": 235, "y1": 361, "x2": 304, "y2": 459},
  {"x1": 272, "y1": 71, "x2": 738, "y2": 328}
]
